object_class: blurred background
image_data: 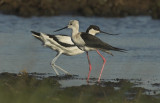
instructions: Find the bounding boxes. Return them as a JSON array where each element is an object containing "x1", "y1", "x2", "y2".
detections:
[{"x1": 0, "y1": 0, "x2": 160, "y2": 19}]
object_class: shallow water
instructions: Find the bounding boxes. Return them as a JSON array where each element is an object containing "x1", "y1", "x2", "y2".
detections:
[
  {"x1": 1, "y1": 73, "x2": 160, "y2": 103},
  {"x1": 0, "y1": 14, "x2": 160, "y2": 93}
]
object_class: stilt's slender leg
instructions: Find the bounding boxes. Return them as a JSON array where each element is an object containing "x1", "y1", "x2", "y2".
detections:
[
  {"x1": 51, "y1": 52, "x2": 70, "y2": 75},
  {"x1": 52, "y1": 66, "x2": 59, "y2": 75},
  {"x1": 86, "y1": 52, "x2": 92, "y2": 82},
  {"x1": 54, "y1": 64, "x2": 70, "y2": 74},
  {"x1": 51, "y1": 52, "x2": 61, "y2": 75},
  {"x1": 96, "y1": 50, "x2": 106, "y2": 82}
]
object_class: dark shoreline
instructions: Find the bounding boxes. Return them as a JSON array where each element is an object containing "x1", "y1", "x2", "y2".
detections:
[{"x1": 0, "y1": 0, "x2": 160, "y2": 19}]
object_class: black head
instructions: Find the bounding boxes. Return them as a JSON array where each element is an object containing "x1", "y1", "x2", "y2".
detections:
[
  {"x1": 86, "y1": 25, "x2": 119, "y2": 35},
  {"x1": 86, "y1": 25, "x2": 100, "y2": 33}
]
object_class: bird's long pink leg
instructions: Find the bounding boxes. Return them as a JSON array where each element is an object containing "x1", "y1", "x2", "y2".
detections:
[
  {"x1": 96, "y1": 50, "x2": 106, "y2": 82},
  {"x1": 86, "y1": 52, "x2": 92, "y2": 82}
]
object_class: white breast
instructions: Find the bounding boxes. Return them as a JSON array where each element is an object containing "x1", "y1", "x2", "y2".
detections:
[{"x1": 72, "y1": 32, "x2": 85, "y2": 47}]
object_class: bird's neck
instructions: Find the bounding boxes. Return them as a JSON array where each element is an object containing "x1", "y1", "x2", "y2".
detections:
[
  {"x1": 88, "y1": 29, "x2": 96, "y2": 35},
  {"x1": 71, "y1": 27, "x2": 79, "y2": 37}
]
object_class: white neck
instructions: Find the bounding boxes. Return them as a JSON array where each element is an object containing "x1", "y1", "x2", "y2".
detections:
[
  {"x1": 71, "y1": 27, "x2": 79, "y2": 37},
  {"x1": 88, "y1": 29, "x2": 97, "y2": 35}
]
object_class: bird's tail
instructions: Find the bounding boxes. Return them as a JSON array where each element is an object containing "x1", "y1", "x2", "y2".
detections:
[
  {"x1": 31, "y1": 31, "x2": 41, "y2": 39},
  {"x1": 111, "y1": 46, "x2": 127, "y2": 53},
  {"x1": 31, "y1": 31, "x2": 46, "y2": 46},
  {"x1": 100, "y1": 46, "x2": 127, "y2": 56},
  {"x1": 100, "y1": 49, "x2": 114, "y2": 56}
]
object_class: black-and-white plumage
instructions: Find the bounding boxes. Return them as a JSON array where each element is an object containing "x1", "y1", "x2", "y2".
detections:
[
  {"x1": 31, "y1": 31, "x2": 83, "y2": 75},
  {"x1": 86, "y1": 25, "x2": 118, "y2": 36},
  {"x1": 80, "y1": 32, "x2": 125, "y2": 55},
  {"x1": 53, "y1": 20, "x2": 126, "y2": 82},
  {"x1": 31, "y1": 25, "x2": 110, "y2": 75},
  {"x1": 54, "y1": 20, "x2": 124, "y2": 55}
]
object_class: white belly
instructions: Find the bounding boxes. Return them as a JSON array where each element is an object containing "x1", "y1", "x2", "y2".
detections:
[{"x1": 79, "y1": 46, "x2": 96, "y2": 51}]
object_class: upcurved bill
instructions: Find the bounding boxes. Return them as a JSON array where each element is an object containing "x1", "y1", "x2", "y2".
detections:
[{"x1": 53, "y1": 26, "x2": 68, "y2": 32}]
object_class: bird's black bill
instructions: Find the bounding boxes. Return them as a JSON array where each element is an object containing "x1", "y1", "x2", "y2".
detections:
[
  {"x1": 53, "y1": 26, "x2": 68, "y2": 32},
  {"x1": 100, "y1": 31, "x2": 119, "y2": 35}
]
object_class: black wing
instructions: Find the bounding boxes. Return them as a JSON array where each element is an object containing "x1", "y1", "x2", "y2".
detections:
[{"x1": 81, "y1": 32, "x2": 126, "y2": 52}]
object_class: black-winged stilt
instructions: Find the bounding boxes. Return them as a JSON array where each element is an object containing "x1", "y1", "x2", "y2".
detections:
[
  {"x1": 53, "y1": 20, "x2": 126, "y2": 82},
  {"x1": 31, "y1": 25, "x2": 116, "y2": 76}
]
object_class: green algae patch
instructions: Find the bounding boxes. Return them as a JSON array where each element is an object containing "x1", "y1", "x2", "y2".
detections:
[{"x1": 0, "y1": 72, "x2": 160, "y2": 103}]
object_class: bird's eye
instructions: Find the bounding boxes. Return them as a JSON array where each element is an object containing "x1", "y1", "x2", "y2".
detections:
[{"x1": 70, "y1": 23, "x2": 72, "y2": 25}]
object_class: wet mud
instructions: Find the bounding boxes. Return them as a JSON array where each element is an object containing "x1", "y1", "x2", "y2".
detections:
[{"x1": 0, "y1": 72, "x2": 160, "y2": 103}]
